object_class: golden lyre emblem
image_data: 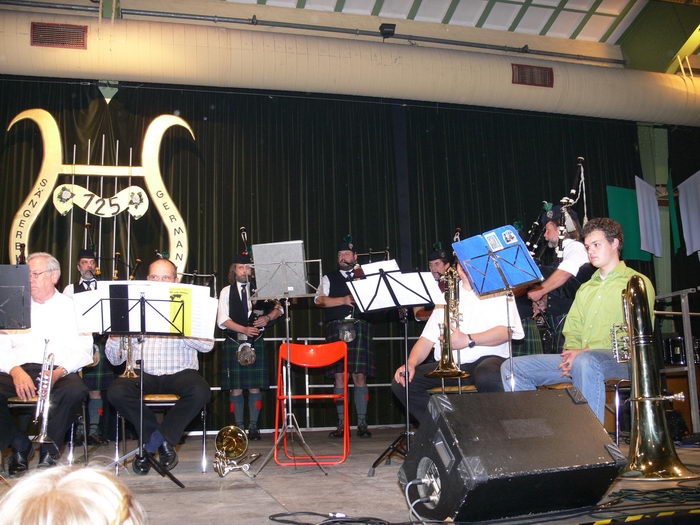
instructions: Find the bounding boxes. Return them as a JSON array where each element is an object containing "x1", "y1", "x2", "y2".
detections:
[{"x1": 7, "y1": 109, "x2": 192, "y2": 275}]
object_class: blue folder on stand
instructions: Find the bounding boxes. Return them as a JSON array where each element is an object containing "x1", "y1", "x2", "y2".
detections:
[{"x1": 453, "y1": 225, "x2": 543, "y2": 297}]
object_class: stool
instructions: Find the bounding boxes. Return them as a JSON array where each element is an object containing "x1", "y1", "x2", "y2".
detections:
[
  {"x1": 114, "y1": 394, "x2": 207, "y2": 474},
  {"x1": 7, "y1": 396, "x2": 88, "y2": 465},
  {"x1": 426, "y1": 385, "x2": 477, "y2": 394},
  {"x1": 605, "y1": 378, "x2": 630, "y2": 445}
]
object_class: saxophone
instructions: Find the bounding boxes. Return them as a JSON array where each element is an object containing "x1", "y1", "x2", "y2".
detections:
[
  {"x1": 612, "y1": 275, "x2": 695, "y2": 480},
  {"x1": 426, "y1": 266, "x2": 468, "y2": 379}
]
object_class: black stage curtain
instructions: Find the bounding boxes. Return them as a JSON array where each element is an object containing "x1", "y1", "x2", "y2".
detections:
[{"x1": 1, "y1": 74, "x2": 683, "y2": 429}]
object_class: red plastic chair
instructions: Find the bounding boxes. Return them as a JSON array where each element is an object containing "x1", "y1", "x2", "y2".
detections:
[{"x1": 274, "y1": 341, "x2": 349, "y2": 466}]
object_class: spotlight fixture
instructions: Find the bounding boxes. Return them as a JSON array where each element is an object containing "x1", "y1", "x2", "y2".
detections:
[{"x1": 379, "y1": 23, "x2": 396, "y2": 39}]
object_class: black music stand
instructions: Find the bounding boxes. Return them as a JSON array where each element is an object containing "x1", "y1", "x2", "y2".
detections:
[
  {"x1": 453, "y1": 225, "x2": 543, "y2": 390},
  {"x1": 0, "y1": 265, "x2": 30, "y2": 330},
  {"x1": 344, "y1": 264, "x2": 444, "y2": 476},
  {"x1": 82, "y1": 284, "x2": 187, "y2": 488},
  {"x1": 249, "y1": 240, "x2": 324, "y2": 478}
]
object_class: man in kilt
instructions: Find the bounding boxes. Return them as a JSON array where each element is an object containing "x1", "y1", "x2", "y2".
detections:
[
  {"x1": 514, "y1": 205, "x2": 593, "y2": 356},
  {"x1": 63, "y1": 248, "x2": 114, "y2": 444},
  {"x1": 315, "y1": 238, "x2": 374, "y2": 438},
  {"x1": 217, "y1": 255, "x2": 282, "y2": 440}
]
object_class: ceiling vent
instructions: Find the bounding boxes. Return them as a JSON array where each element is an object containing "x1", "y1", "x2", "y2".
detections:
[
  {"x1": 31, "y1": 22, "x2": 87, "y2": 50},
  {"x1": 512, "y1": 64, "x2": 554, "y2": 88}
]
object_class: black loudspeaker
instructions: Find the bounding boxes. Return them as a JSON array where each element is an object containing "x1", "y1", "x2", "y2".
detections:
[{"x1": 400, "y1": 389, "x2": 627, "y2": 522}]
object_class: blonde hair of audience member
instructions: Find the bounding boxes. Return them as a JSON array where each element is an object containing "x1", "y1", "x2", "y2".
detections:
[{"x1": 0, "y1": 466, "x2": 146, "y2": 525}]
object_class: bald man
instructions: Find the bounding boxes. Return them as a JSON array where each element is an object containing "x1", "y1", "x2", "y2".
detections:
[{"x1": 105, "y1": 259, "x2": 214, "y2": 476}]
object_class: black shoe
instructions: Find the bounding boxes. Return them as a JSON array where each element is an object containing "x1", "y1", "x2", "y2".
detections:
[
  {"x1": 132, "y1": 453, "x2": 152, "y2": 475},
  {"x1": 248, "y1": 427, "x2": 261, "y2": 441},
  {"x1": 87, "y1": 433, "x2": 108, "y2": 446},
  {"x1": 38, "y1": 446, "x2": 59, "y2": 468},
  {"x1": 8, "y1": 449, "x2": 31, "y2": 477},
  {"x1": 328, "y1": 426, "x2": 344, "y2": 438},
  {"x1": 357, "y1": 424, "x2": 372, "y2": 438},
  {"x1": 158, "y1": 442, "x2": 178, "y2": 471}
]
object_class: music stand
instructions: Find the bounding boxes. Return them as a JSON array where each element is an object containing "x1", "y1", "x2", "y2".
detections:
[
  {"x1": 453, "y1": 225, "x2": 543, "y2": 390},
  {"x1": 342, "y1": 261, "x2": 444, "y2": 476},
  {"x1": 248, "y1": 241, "x2": 324, "y2": 477},
  {"x1": 0, "y1": 265, "x2": 30, "y2": 330},
  {"x1": 79, "y1": 281, "x2": 192, "y2": 488}
]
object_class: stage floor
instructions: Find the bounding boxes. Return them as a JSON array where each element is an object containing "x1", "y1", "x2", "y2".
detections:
[{"x1": 32, "y1": 427, "x2": 700, "y2": 524}]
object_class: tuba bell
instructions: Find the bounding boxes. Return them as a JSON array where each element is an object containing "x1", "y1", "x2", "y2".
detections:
[
  {"x1": 212, "y1": 425, "x2": 260, "y2": 477},
  {"x1": 611, "y1": 275, "x2": 696, "y2": 480}
]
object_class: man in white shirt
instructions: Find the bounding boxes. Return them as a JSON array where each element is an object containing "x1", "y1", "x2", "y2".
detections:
[
  {"x1": 63, "y1": 248, "x2": 113, "y2": 445},
  {"x1": 391, "y1": 261, "x2": 524, "y2": 426},
  {"x1": 0, "y1": 252, "x2": 93, "y2": 476},
  {"x1": 105, "y1": 258, "x2": 214, "y2": 475},
  {"x1": 515, "y1": 205, "x2": 593, "y2": 355}
]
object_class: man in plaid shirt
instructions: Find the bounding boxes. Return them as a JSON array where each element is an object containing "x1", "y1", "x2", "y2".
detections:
[{"x1": 105, "y1": 259, "x2": 214, "y2": 475}]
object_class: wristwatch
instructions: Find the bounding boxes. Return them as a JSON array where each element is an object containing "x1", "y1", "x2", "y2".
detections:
[{"x1": 467, "y1": 334, "x2": 476, "y2": 348}]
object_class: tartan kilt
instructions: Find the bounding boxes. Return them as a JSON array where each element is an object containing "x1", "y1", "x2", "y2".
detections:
[
  {"x1": 512, "y1": 317, "x2": 544, "y2": 357},
  {"x1": 82, "y1": 340, "x2": 116, "y2": 391},
  {"x1": 324, "y1": 319, "x2": 375, "y2": 377},
  {"x1": 220, "y1": 336, "x2": 269, "y2": 390}
]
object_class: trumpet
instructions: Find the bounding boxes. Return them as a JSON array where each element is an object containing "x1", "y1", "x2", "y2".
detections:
[
  {"x1": 34, "y1": 339, "x2": 55, "y2": 444},
  {"x1": 212, "y1": 425, "x2": 260, "y2": 477},
  {"x1": 118, "y1": 337, "x2": 138, "y2": 378},
  {"x1": 426, "y1": 267, "x2": 468, "y2": 379}
]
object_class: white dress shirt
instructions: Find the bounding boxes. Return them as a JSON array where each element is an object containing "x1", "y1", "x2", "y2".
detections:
[
  {"x1": 422, "y1": 285, "x2": 524, "y2": 364},
  {"x1": 0, "y1": 291, "x2": 94, "y2": 374},
  {"x1": 557, "y1": 238, "x2": 589, "y2": 276},
  {"x1": 62, "y1": 278, "x2": 98, "y2": 297},
  {"x1": 216, "y1": 283, "x2": 253, "y2": 330}
]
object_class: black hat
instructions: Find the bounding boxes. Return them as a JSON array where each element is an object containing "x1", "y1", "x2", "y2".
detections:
[
  {"x1": 337, "y1": 235, "x2": 356, "y2": 253},
  {"x1": 232, "y1": 254, "x2": 252, "y2": 265},
  {"x1": 541, "y1": 205, "x2": 580, "y2": 233},
  {"x1": 428, "y1": 241, "x2": 449, "y2": 262},
  {"x1": 77, "y1": 248, "x2": 96, "y2": 260}
]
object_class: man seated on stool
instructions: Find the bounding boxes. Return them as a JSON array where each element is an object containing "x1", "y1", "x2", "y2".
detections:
[
  {"x1": 391, "y1": 261, "x2": 523, "y2": 426},
  {"x1": 105, "y1": 259, "x2": 214, "y2": 475},
  {"x1": 0, "y1": 252, "x2": 92, "y2": 476},
  {"x1": 501, "y1": 218, "x2": 655, "y2": 424}
]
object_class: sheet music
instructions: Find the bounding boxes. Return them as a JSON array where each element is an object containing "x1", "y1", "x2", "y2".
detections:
[
  {"x1": 72, "y1": 281, "x2": 217, "y2": 338},
  {"x1": 361, "y1": 259, "x2": 400, "y2": 276},
  {"x1": 348, "y1": 271, "x2": 445, "y2": 312}
]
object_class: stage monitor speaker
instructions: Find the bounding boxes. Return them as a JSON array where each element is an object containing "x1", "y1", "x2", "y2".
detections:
[{"x1": 400, "y1": 388, "x2": 627, "y2": 522}]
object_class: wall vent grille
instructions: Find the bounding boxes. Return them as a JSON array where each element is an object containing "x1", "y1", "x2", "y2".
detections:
[
  {"x1": 31, "y1": 22, "x2": 87, "y2": 49},
  {"x1": 512, "y1": 64, "x2": 553, "y2": 88}
]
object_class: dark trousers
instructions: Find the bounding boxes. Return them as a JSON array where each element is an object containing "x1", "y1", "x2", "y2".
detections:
[
  {"x1": 390, "y1": 356, "x2": 505, "y2": 426},
  {"x1": 0, "y1": 364, "x2": 88, "y2": 451},
  {"x1": 107, "y1": 369, "x2": 210, "y2": 446}
]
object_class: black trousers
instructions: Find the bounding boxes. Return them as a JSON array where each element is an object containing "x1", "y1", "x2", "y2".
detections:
[
  {"x1": 0, "y1": 364, "x2": 88, "y2": 451},
  {"x1": 390, "y1": 356, "x2": 505, "y2": 426},
  {"x1": 107, "y1": 369, "x2": 210, "y2": 446}
]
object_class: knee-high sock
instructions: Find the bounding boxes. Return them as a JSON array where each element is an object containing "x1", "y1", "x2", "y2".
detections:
[
  {"x1": 88, "y1": 397, "x2": 102, "y2": 433},
  {"x1": 248, "y1": 392, "x2": 262, "y2": 428},
  {"x1": 354, "y1": 386, "x2": 368, "y2": 426},
  {"x1": 334, "y1": 387, "x2": 344, "y2": 424},
  {"x1": 230, "y1": 393, "x2": 244, "y2": 426}
]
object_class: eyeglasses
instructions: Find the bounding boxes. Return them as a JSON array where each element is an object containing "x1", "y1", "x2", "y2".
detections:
[
  {"x1": 147, "y1": 274, "x2": 176, "y2": 282},
  {"x1": 30, "y1": 269, "x2": 53, "y2": 279}
]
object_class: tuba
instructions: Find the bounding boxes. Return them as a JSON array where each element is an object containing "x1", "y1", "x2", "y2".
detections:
[
  {"x1": 426, "y1": 266, "x2": 468, "y2": 379},
  {"x1": 212, "y1": 425, "x2": 260, "y2": 477},
  {"x1": 611, "y1": 275, "x2": 696, "y2": 480}
]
